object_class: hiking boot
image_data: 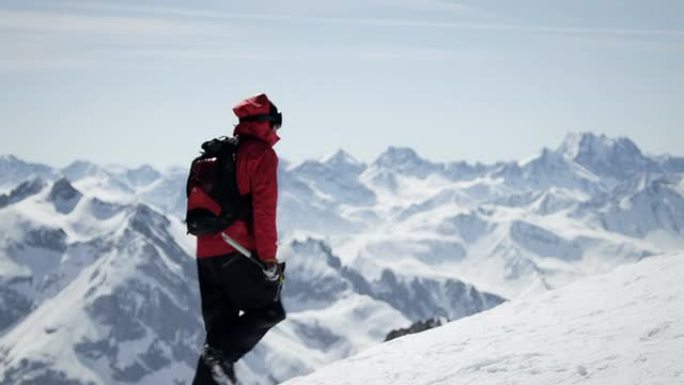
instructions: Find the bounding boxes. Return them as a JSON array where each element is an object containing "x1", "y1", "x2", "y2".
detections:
[{"x1": 201, "y1": 345, "x2": 237, "y2": 385}]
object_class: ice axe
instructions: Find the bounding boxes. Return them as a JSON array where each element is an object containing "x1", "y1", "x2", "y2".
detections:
[{"x1": 220, "y1": 232, "x2": 285, "y2": 283}]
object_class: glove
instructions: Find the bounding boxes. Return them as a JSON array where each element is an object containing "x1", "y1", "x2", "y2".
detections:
[
  {"x1": 263, "y1": 262, "x2": 285, "y2": 283},
  {"x1": 263, "y1": 262, "x2": 286, "y2": 302}
]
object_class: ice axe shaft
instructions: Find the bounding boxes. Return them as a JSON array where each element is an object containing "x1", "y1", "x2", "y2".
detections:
[
  {"x1": 220, "y1": 232, "x2": 268, "y2": 270},
  {"x1": 220, "y1": 232, "x2": 252, "y2": 258}
]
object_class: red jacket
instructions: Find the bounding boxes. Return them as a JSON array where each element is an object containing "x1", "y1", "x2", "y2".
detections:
[{"x1": 196, "y1": 94, "x2": 280, "y2": 262}]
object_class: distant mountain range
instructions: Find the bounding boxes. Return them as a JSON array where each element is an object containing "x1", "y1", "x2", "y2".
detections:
[{"x1": 0, "y1": 132, "x2": 683, "y2": 384}]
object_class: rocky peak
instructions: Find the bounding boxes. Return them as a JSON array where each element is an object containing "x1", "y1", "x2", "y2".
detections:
[
  {"x1": 125, "y1": 165, "x2": 162, "y2": 188},
  {"x1": 0, "y1": 179, "x2": 46, "y2": 209},
  {"x1": 48, "y1": 178, "x2": 82, "y2": 214},
  {"x1": 0, "y1": 154, "x2": 20, "y2": 163},
  {"x1": 375, "y1": 146, "x2": 421, "y2": 166},
  {"x1": 558, "y1": 132, "x2": 641, "y2": 159},
  {"x1": 521, "y1": 148, "x2": 581, "y2": 176},
  {"x1": 127, "y1": 204, "x2": 171, "y2": 238},
  {"x1": 557, "y1": 132, "x2": 657, "y2": 179},
  {"x1": 324, "y1": 149, "x2": 363, "y2": 166},
  {"x1": 0, "y1": 155, "x2": 55, "y2": 187},
  {"x1": 62, "y1": 160, "x2": 103, "y2": 181},
  {"x1": 373, "y1": 146, "x2": 441, "y2": 178},
  {"x1": 322, "y1": 149, "x2": 366, "y2": 174}
]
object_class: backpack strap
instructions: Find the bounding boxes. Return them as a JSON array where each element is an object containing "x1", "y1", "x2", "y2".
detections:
[{"x1": 185, "y1": 136, "x2": 252, "y2": 235}]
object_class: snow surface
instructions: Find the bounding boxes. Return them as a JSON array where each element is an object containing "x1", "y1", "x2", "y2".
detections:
[{"x1": 283, "y1": 253, "x2": 684, "y2": 385}]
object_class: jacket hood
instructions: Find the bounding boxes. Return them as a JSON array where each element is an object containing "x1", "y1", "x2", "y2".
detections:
[{"x1": 232, "y1": 93, "x2": 280, "y2": 147}]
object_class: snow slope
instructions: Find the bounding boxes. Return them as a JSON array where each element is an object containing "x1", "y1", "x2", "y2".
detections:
[{"x1": 283, "y1": 252, "x2": 684, "y2": 385}]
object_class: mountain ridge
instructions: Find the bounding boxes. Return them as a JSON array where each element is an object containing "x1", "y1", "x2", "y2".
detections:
[
  {"x1": 8, "y1": 132, "x2": 680, "y2": 185},
  {"x1": 1, "y1": 131, "x2": 683, "y2": 384}
]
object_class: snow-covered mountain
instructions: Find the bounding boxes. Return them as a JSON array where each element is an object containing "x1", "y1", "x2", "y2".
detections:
[
  {"x1": 0, "y1": 202, "x2": 201, "y2": 385},
  {"x1": 0, "y1": 160, "x2": 501, "y2": 384},
  {"x1": 558, "y1": 132, "x2": 660, "y2": 179},
  {"x1": 281, "y1": 251, "x2": 684, "y2": 385},
  {"x1": 1, "y1": 132, "x2": 683, "y2": 384},
  {"x1": 0, "y1": 155, "x2": 56, "y2": 193}
]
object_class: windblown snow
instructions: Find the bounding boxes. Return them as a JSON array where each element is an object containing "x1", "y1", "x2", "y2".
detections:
[{"x1": 283, "y1": 252, "x2": 684, "y2": 385}]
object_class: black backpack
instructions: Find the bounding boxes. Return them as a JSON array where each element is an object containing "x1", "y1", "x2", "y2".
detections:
[{"x1": 185, "y1": 136, "x2": 252, "y2": 235}]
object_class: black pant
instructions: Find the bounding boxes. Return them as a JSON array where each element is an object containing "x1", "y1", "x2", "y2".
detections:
[{"x1": 192, "y1": 253, "x2": 286, "y2": 385}]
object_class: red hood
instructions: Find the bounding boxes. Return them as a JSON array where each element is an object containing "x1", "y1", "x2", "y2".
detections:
[{"x1": 232, "y1": 93, "x2": 280, "y2": 147}]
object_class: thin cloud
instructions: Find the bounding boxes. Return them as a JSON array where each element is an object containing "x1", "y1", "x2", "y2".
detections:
[
  {"x1": 0, "y1": 9, "x2": 229, "y2": 36},
  {"x1": 6, "y1": 0, "x2": 684, "y2": 37},
  {"x1": 300, "y1": 17, "x2": 684, "y2": 38},
  {"x1": 0, "y1": 8, "x2": 241, "y2": 70},
  {"x1": 373, "y1": 0, "x2": 473, "y2": 13},
  {"x1": 1, "y1": 4, "x2": 681, "y2": 71},
  {"x1": 9, "y1": 3, "x2": 684, "y2": 39}
]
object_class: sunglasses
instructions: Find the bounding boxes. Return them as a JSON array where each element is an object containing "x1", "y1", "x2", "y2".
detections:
[{"x1": 239, "y1": 112, "x2": 283, "y2": 129}]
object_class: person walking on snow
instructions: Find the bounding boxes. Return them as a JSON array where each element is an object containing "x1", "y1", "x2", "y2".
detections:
[{"x1": 191, "y1": 94, "x2": 286, "y2": 385}]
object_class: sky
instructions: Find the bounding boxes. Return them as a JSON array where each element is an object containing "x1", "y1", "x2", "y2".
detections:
[{"x1": 1, "y1": 0, "x2": 683, "y2": 169}]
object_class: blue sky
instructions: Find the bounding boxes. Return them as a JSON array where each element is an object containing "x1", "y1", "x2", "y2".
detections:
[{"x1": 1, "y1": 0, "x2": 682, "y2": 168}]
